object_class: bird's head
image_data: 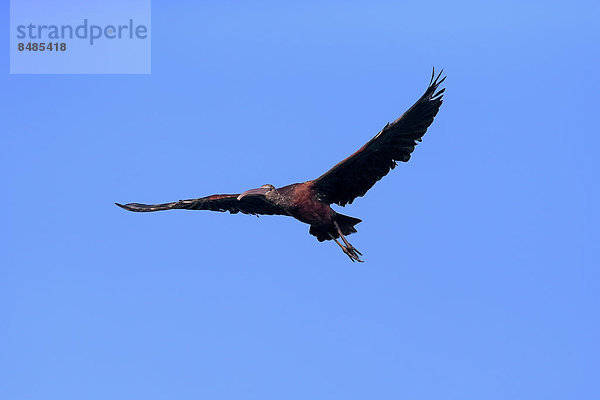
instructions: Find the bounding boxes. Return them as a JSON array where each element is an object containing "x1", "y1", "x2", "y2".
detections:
[{"x1": 237, "y1": 184, "x2": 277, "y2": 201}]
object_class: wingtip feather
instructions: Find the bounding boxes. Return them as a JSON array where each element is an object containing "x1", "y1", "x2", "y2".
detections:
[{"x1": 115, "y1": 202, "x2": 132, "y2": 211}]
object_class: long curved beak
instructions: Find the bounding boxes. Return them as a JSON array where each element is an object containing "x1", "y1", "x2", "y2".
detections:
[{"x1": 237, "y1": 187, "x2": 269, "y2": 201}]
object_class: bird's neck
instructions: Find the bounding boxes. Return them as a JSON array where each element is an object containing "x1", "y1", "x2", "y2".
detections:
[{"x1": 266, "y1": 190, "x2": 287, "y2": 208}]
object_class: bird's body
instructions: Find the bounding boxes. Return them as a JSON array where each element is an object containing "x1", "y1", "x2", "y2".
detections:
[
  {"x1": 264, "y1": 182, "x2": 362, "y2": 243},
  {"x1": 280, "y1": 183, "x2": 334, "y2": 226},
  {"x1": 117, "y1": 70, "x2": 446, "y2": 261}
]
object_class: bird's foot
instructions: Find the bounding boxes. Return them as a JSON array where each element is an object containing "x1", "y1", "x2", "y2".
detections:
[
  {"x1": 346, "y1": 244, "x2": 362, "y2": 256},
  {"x1": 330, "y1": 233, "x2": 364, "y2": 262},
  {"x1": 342, "y1": 245, "x2": 363, "y2": 263}
]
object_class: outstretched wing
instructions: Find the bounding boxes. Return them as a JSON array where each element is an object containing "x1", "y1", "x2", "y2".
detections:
[
  {"x1": 312, "y1": 69, "x2": 445, "y2": 206},
  {"x1": 116, "y1": 193, "x2": 287, "y2": 216}
]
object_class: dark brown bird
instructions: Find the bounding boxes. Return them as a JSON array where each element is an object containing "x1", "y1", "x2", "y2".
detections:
[{"x1": 116, "y1": 70, "x2": 446, "y2": 262}]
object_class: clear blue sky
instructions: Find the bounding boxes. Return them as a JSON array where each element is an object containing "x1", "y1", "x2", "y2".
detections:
[{"x1": 2, "y1": 1, "x2": 599, "y2": 399}]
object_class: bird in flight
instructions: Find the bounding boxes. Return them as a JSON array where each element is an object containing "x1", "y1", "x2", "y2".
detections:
[{"x1": 117, "y1": 69, "x2": 446, "y2": 262}]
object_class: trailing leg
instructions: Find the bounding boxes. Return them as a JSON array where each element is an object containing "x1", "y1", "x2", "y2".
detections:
[
  {"x1": 329, "y1": 232, "x2": 363, "y2": 262},
  {"x1": 334, "y1": 221, "x2": 363, "y2": 257}
]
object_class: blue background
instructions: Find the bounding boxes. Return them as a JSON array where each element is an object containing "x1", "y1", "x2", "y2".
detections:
[{"x1": 3, "y1": 1, "x2": 599, "y2": 399}]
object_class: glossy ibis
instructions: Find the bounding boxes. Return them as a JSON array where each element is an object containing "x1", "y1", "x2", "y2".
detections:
[{"x1": 116, "y1": 70, "x2": 446, "y2": 262}]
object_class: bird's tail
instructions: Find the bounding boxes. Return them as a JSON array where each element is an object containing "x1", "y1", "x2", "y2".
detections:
[
  {"x1": 335, "y1": 213, "x2": 362, "y2": 236},
  {"x1": 309, "y1": 213, "x2": 362, "y2": 242}
]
